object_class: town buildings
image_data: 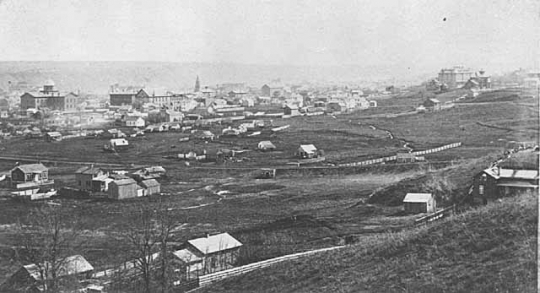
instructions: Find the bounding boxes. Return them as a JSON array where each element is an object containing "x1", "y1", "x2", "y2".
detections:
[
  {"x1": 438, "y1": 66, "x2": 474, "y2": 89},
  {"x1": 20, "y1": 80, "x2": 73, "y2": 111}
]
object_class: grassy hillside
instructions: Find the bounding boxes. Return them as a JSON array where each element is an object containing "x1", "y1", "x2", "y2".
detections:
[{"x1": 202, "y1": 193, "x2": 537, "y2": 293}]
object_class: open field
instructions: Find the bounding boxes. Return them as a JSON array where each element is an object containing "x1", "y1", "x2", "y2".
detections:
[
  {"x1": 0, "y1": 88, "x2": 537, "y2": 287},
  {"x1": 201, "y1": 193, "x2": 538, "y2": 293}
]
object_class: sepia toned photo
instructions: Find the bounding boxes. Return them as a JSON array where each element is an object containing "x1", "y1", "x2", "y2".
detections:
[{"x1": 0, "y1": 0, "x2": 538, "y2": 292}]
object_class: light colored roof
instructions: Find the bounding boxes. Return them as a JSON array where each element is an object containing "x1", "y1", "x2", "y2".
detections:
[
  {"x1": 172, "y1": 249, "x2": 202, "y2": 263},
  {"x1": 75, "y1": 166, "x2": 103, "y2": 175},
  {"x1": 298, "y1": 144, "x2": 317, "y2": 153},
  {"x1": 110, "y1": 138, "x2": 129, "y2": 146},
  {"x1": 112, "y1": 178, "x2": 137, "y2": 186},
  {"x1": 143, "y1": 166, "x2": 166, "y2": 173},
  {"x1": 484, "y1": 168, "x2": 539, "y2": 180},
  {"x1": 47, "y1": 131, "x2": 62, "y2": 136},
  {"x1": 23, "y1": 255, "x2": 93, "y2": 281},
  {"x1": 429, "y1": 98, "x2": 440, "y2": 103},
  {"x1": 140, "y1": 179, "x2": 160, "y2": 188},
  {"x1": 403, "y1": 193, "x2": 433, "y2": 203},
  {"x1": 13, "y1": 164, "x2": 48, "y2": 173},
  {"x1": 188, "y1": 233, "x2": 242, "y2": 255}
]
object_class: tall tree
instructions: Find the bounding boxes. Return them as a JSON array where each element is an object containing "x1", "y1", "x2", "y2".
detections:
[{"x1": 14, "y1": 205, "x2": 82, "y2": 292}]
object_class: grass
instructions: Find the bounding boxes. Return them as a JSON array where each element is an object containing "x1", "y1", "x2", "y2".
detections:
[
  {"x1": 367, "y1": 153, "x2": 501, "y2": 207},
  {"x1": 202, "y1": 192, "x2": 537, "y2": 293}
]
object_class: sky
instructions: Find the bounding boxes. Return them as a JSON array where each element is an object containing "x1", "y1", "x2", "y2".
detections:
[{"x1": 0, "y1": 0, "x2": 538, "y2": 74}]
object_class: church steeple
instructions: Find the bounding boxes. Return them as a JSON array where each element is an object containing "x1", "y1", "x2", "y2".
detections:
[{"x1": 194, "y1": 76, "x2": 200, "y2": 92}]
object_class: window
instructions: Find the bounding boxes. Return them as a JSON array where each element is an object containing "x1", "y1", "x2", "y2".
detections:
[{"x1": 479, "y1": 185, "x2": 484, "y2": 195}]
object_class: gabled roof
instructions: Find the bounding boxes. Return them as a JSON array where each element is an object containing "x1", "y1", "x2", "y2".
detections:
[
  {"x1": 428, "y1": 98, "x2": 440, "y2": 103},
  {"x1": 403, "y1": 193, "x2": 433, "y2": 203},
  {"x1": 483, "y1": 168, "x2": 539, "y2": 180},
  {"x1": 13, "y1": 164, "x2": 48, "y2": 174},
  {"x1": 172, "y1": 249, "x2": 202, "y2": 263},
  {"x1": 75, "y1": 166, "x2": 104, "y2": 175},
  {"x1": 187, "y1": 233, "x2": 242, "y2": 255},
  {"x1": 112, "y1": 178, "x2": 137, "y2": 186},
  {"x1": 140, "y1": 179, "x2": 160, "y2": 188},
  {"x1": 23, "y1": 255, "x2": 93, "y2": 281},
  {"x1": 298, "y1": 144, "x2": 317, "y2": 153}
]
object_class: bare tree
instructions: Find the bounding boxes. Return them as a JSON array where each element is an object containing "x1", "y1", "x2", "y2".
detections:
[
  {"x1": 122, "y1": 200, "x2": 180, "y2": 293},
  {"x1": 14, "y1": 204, "x2": 81, "y2": 292}
]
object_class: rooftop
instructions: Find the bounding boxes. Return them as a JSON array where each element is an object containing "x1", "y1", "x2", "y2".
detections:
[
  {"x1": 403, "y1": 193, "x2": 433, "y2": 203},
  {"x1": 484, "y1": 168, "x2": 539, "y2": 180},
  {"x1": 13, "y1": 163, "x2": 48, "y2": 174},
  {"x1": 187, "y1": 232, "x2": 242, "y2": 255}
]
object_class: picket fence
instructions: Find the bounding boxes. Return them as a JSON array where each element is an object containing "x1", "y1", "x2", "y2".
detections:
[{"x1": 337, "y1": 142, "x2": 462, "y2": 168}]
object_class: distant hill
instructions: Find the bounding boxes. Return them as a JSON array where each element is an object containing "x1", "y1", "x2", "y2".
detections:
[
  {"x1": 0, "y1": 62, "x2": 428, "y2": 95},
  {"x1": 202, "y1": 193, "x2": 537, "y2": 293}
]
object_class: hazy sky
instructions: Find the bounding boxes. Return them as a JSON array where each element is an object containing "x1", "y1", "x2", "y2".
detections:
[{"x1": 0, "y1": 0, "x2": 538, "y2": 73}]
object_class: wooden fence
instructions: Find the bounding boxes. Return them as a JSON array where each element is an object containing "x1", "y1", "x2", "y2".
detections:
[
  {"x1": 190, "y1": 246, "x2": 344, "y2": 291},
  {"x1": 414, "y1": 204, "x2": 457, "y2": 226},
  {"x1": 337, "y1": 142, "x2": 462, "y2": 168}
]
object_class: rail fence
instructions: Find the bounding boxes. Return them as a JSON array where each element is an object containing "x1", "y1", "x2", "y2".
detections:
[
  {"x1": 414, "y1": 204, "x2": 457, "y2": 226},
  {"x1": 191, "y1": 246, "x2": 344, "y2": 291},
  {"x1": 337, "y1": 142, "x2": 462, "y2": 168}
]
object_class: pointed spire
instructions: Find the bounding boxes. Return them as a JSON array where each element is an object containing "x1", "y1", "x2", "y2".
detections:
[{"x1": 194, "y1": 76, "x2": 200, "y2": 93}]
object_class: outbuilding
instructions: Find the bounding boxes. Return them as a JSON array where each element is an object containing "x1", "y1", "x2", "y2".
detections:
[
  {"x1": 186, "y1": 232, "x2": 243, "y2": 274},
  {"x1": 140, "y1": 179, "x2": 161, "y2": 195},
  {"x1": 258, "y1": 141, "x2": 276, "y2": 151},
  {"x1": 403, "y1": 193, "x2": 436, "y2": 213},
  {"x1": 296, "y1": 144, "x2": 319, "y2": 159},
  {"x1": 108, "y1": 178, "x2": 138, "y2": 200}
]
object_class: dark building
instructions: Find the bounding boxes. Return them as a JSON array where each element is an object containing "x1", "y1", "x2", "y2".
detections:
[
  {"x1": 472, "y1": 167, "x2": 539, "y2": 204},
  {"x1": 20, "y1": 80, "x2": 66, "y2": 111}
]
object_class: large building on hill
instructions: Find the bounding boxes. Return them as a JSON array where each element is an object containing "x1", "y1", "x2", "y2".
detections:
[
  {"x1": 20, "y1": 80, "x2": 71, "y2": 111},
  {"x1": 438, "y1": 66, "x2": 474, "y2": 89}
]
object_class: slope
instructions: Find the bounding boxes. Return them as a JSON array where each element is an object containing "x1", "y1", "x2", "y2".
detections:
[{"x1": 201, "y1": 193, "x2": 537, "y2": 293}]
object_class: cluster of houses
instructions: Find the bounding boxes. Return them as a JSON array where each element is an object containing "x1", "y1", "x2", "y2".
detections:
[
  {"x1": 1, "y1": 232, "x2": 243, "y2": 292},
  {"x1": 5, "y1": 163, "x2": 166, "y2": 201}
]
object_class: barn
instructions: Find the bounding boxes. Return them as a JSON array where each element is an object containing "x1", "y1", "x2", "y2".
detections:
[
  {"x1": 403, "y1": 193, "x2": 436, "y2": 213},
  {"x1": 108, "y1": 178, "x2": 138, "y2": 200}
]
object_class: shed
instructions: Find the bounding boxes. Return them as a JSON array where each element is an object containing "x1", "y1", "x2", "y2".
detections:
[
  {"x1": 45, "y1": 132, "x2": 62, "y2": 142},
  {"x1": 108, "y1": 178, "x2": 138, "y2": 200},
  {"x1": 109, "y1": 138, "x2": 129, "y2": 148},
  {"x1": 296, "y1": 144, "x2": 318, "y2": 159},
  {"x1": 403, "y1": 193, "x2": 436, "y2": 213},
  {"x1": 1, "y1": 255, "x2": 93, "y2": 292},
  {"x1": 258, "y1": 141, "x2": 276, "y2": 151},
  {"x1": 140, "y1": 179, "x2": 161, "y2": 195}
]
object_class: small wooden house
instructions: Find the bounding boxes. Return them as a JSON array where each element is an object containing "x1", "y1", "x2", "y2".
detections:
[
  {"x1": 140, "y1": 179, "x2": 160, "y2": 196},
  {"x1": 186, "y1": 233, "x2": 242, "y2": 274},
  {"x1": 396, "y1": 152, "x2": 416, "y2": 163},
  {"x1": 403, "y1": 193, "x2": 436, "y2": 214},
  {"x1": 422, "y1": 98, "x2": 441, "y2": 112},
  {"x1": 10, "y1": 164, "x2": 54, "y2": 190},
  {"x1": 284, "y1": 105, "x2": 300, "y2": 116},
  {"x1": 45, "y1": 132, "x2": 62, "y2": 142},
  {"x1": 108, "y1": 178, "x2": 138, "y2": 200},
  {"x1": 75, "y1": 166, "x2": 109, "y2": 192},
  {"x1": 472, "y1": 167, "x2": 539, "y2": 204},
  {"x1": 172, "y1": 249, "x2": 204, "y2": 280},
  {"x1": 125, "y1": 116, "x2": 145, "y2": 128},
  {"x1": 258, "y1": 141, "x2": 276, "y2": 151},
  {"x1": 0, "y1": 255, "x2": 93, "y2": 292},
  {"x1": 296, "y1": 144, "x2": 318, "y2": 159}
]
